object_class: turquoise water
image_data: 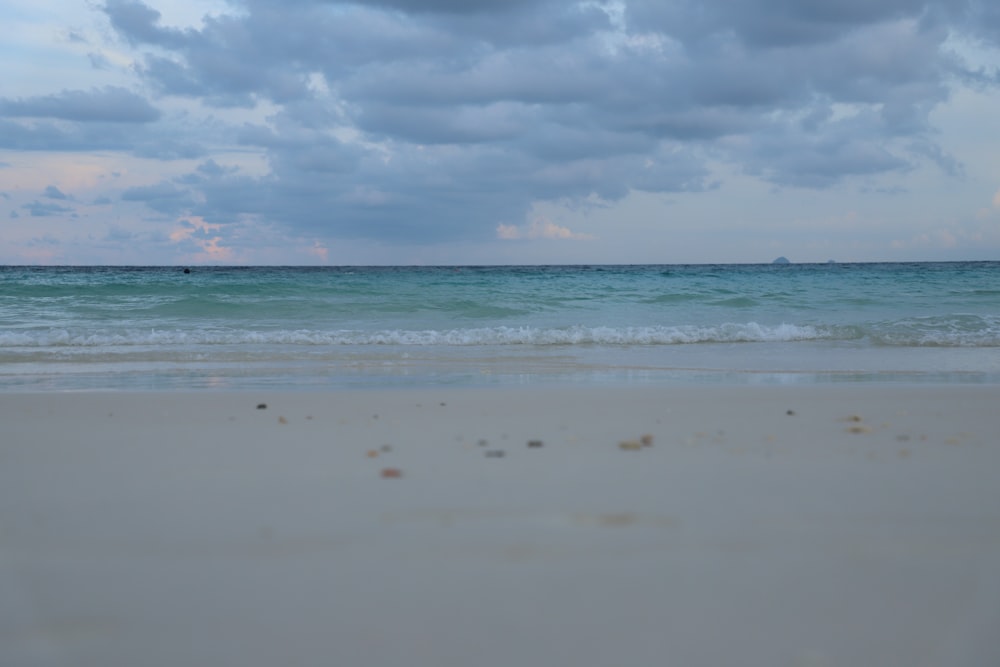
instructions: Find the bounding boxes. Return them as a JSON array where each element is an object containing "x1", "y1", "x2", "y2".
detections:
[{"x1": 1, "y1": 263, "x2": 998, "y2": 390}]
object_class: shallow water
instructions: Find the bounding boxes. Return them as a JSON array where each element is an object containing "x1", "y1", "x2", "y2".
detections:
[{"x1": 2, "y1": 262, "x2": 998, "y2": 390}]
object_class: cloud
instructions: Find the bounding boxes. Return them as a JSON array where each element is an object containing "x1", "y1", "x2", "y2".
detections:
[
  {"x1": 27, "y1": 235, "x2": 61, "y2": 247},
  {"x1": 168, "y1": 216, "x2": 236, "y2": 262},
  {"x1": 342, "y1": 0, "x2": 539, "y2": 15},
  {"x1": 122, "y1": 181, "x2": 198, "y2": 215},
  {"x1": 497, "y1": 217, "x2": 595, "y2": 241},
  {"x1": 22, "y1": 200, "x2": 76, "y2": 217},
  {"x1": 88, "y1": 52, "x2": 113, "y2": 70},
  {"x1": 103, "y1": 0, "x2": 188, "y2": 48},
  {"x1": 43, "y1": 185, "x2": 70, "y2": 200},
  {"x1": 0, "y1": 84, "x2": 174, "y2": 155},
  {"x1": 0, "y1": 119, "x2": 135, "y2": 152},
  {"x1": 9, "y1": 0, "x2": 995, "y2": 256},
  {"x1": 0, "y1": 86, "x2": 161, "y2": 123}
]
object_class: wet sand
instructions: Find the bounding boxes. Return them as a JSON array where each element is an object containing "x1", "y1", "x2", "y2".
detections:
[{"x1": 2, "y1": 386, "x2": 999, "y2": 666}]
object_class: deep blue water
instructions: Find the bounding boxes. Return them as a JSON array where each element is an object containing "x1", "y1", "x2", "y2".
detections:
[{"x1": 2, "y1": 262, "x2": 998, "y2": 390}]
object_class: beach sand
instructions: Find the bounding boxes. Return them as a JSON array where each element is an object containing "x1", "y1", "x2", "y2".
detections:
[{"x1": 2, "y1": 386, "x2": 999, "y2": 667}]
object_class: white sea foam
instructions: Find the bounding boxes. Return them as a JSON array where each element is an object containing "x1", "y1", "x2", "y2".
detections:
[
  {"x1": 4, "y1": 317, "x2": 999, "y2": 352},
  {"x1": 0, "y1": 317, "x2": 1000, "y2": 353},
  {"x1": 0, "y1": 323, "x2": 830, "y2": 348}
]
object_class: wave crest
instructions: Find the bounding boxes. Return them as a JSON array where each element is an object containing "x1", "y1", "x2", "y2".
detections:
[{"x1": 0, "y1": 323, "x2": 825, "y2": 347}]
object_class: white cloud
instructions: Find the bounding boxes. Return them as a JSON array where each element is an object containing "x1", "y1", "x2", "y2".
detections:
[{"x1": 497, "y1": 217, "x2": 595, "y2": 241}]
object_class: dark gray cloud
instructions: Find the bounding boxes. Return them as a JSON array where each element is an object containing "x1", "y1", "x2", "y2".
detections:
[
  {"x1": 0, "y1": 86, "x2": 160, "y2": 123},
  {"x1": 103, "y1": 0, "x2": 188, "y2": 48},
  {"x1": 23, "y1": 200, "x2": 76, "y2": 217},
  {"x1": 337, "y1": 0, "x2": 537, "y2": 15},
  {"x1": 44, "y1": 185, "x2": 70, "y2": 200},
  {"x1": 103, "y1": 225, "x2": 137, "y2": 242},
  {"x1": 0, "y1": 119, "x2": 134, "y2": 152},
  {"x1": 626, "y1": 0, "x2": 973, "y2": 49},
  {"x1": 0, "y1": 86, "x2": 168, "y2": 156},
  {"x1": 121, "y1": 181, "x2": 198, "y2": 215},
  {"x1": 85, "y1": 0, "x2": 1000, "y2": 244},
  {"x1": 961, "y1": 0, "x2": 1000, "y2": 42}
]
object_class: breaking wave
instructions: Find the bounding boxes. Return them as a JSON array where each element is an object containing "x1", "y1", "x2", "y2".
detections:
[
  {"x1": 4, "y1": 316, "x2": 999, "y2": 351},
  {"x1": 2, "y1": 322, "x2": 826, "y2": 348}
]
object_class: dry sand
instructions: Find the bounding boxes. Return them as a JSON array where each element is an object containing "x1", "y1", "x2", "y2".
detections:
[{"x1": 2, "y1": 385, "x2": 999, "y2": 667}]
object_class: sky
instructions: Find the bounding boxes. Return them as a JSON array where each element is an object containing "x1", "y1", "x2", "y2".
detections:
[{"x1": 2, "y1": 0, "x2": 1000, "y2": 265}]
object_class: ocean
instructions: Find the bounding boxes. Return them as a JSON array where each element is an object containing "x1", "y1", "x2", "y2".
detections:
[{"x1": 1, "y1": 262, "x2": 998, "y2": 391}]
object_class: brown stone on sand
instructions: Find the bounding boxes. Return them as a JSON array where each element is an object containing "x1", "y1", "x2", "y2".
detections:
[
  {"x1": 640, "y1": 434, "x2": 654, "y2": 447},
  {"x1": 619, "y1": 440, "x2": 642, "y2": 451},
  {"x1": 380, "y1": 468, "x2": 403, "y2": 478}
]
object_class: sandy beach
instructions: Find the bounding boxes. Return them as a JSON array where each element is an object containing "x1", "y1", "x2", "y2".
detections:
[{"x1": 2, "y1": 385, "x2": 999, "y2": 666}]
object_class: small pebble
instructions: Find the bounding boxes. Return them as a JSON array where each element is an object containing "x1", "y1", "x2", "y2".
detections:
[
  {"x1": 381, "y1": 468, "x2": 403, "y2": 478},
  {"x1": 527, "y1": 439, "x2": 543, "y2": 448},
  {"x1": 640, "y1": 434, "x2": 654, "y2": 447},
  {"x1": 380, "y1": 444, "x2": 392, "y2": 452},
  {"x1": 786, "y1": 409, "x2": 795, "y2": 416},
  {"x1": 366, "y1": 450, "x2": 379, "y2": 458},
  {"x1": 256, "y1": 403, "x2": 267, "y2": 410},
  {"x1": 847, "y1": 425, "x2": 871, "y2": 434},
  {"x1": 478, "y1": 438, "x2": 489, "y2": 447},
  {"x1": 485, "y1": 450, "x2": 506, "y2": 458},
  {"x1": 278, "y1": 416, "x2": 288, "y2": 425},
  {"x1": 619, "y1": 440, "x2": 642, "y2": 451}
]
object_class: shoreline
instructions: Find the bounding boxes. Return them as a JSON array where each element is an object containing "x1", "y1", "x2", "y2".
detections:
[
  {"x1": 4, "y1": 385, "x2": 1000, "y2": 666},
  {"x1": 4, "y1": 361, "x2": 999, "y2": 393}
]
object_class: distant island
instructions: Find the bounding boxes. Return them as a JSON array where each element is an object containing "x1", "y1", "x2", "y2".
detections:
[{"x1": 772, "y1": 256, "x2": 790, "y2": 264}]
